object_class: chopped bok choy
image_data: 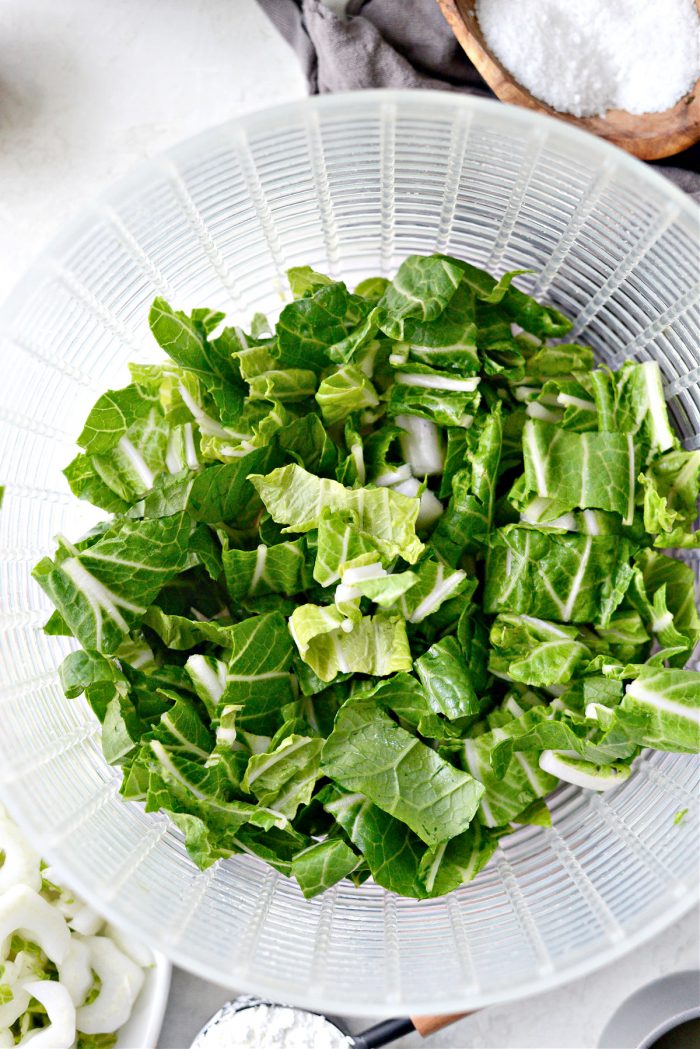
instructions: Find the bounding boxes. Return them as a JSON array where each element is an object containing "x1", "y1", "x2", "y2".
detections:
[
  {"x1": 0, "y1": 805, "x2": 151, "y2": 1048},
  {"x1": 30, "y1": 254, "x2": 699, "y2": 901}
]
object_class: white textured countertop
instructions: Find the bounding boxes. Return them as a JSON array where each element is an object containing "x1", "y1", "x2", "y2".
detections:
[
  {"x1": 158, "y1": 907, "x2": 699, "y2": 1048},
  {"x1": 0, "y1": 0, "x2": 305, "y2": 291},
  {"x1": 1, "y1": 2, "x2": 697, "y2": 1046}
]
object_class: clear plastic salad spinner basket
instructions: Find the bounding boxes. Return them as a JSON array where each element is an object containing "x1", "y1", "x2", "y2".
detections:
[{"x1": 0, "y1": 92, "x2": 698, "y2": 1016}]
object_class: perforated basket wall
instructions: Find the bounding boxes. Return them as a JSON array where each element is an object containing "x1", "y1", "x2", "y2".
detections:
[{"x1": 0, "y1": 93, "x2": 697, "y2": 1015}]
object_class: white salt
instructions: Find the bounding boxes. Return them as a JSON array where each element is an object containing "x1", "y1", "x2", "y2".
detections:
[
  {"x1": 476, "y1": 0, "x2": 700, "y2": 117},
  {"x1": 192, "y1": 1004, "x2": 351, "y2": 1049}
]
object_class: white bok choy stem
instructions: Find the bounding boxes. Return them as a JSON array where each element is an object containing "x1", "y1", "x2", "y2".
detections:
[
  {"x1": 105, "y1": 923, "x2": 155, "y2": 968},
  {"x1": 396, "y1": 372, "x2": 480, "y2": 392},
  {"x1": 0, "y1": 816, "x2": 41, "y2": 893},
  {"x1": 539, "y1": 751, "x2": 631, "y2": 791},
  {"x1": 57, "y1": 938, "x2": 93, "y2": 1007},
  {"x1": 68, "y1": 901, "x2": 103, "y2": 936},
  {"x1": 0, "y1": 973, "x2": 29, "y2": 1030},
  {"x1": 76, "y1": 935, "x2": 145, "y2": 1034},
  {"x1": 374, "y1": 463, "x2": 413, "y2": 487},
  {"x1": 17, "y1": 982, "x2": 76, "y2": 1049},
  {"x1": 392, "y1": 475, "x2": 444, "y2": 529},
  {"x1": 396, "y1": 415, "x2": 444, "y2": 476},
  {"x1": 0, "y1": 885, "x2": 71, "y2": 965}
]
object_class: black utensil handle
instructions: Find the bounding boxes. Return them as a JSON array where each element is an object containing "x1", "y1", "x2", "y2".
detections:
[{"x1": 354, "y1": 1016, "x2": 416, "y2": 1048}]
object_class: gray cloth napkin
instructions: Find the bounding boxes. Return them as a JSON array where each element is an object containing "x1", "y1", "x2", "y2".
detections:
[{"x1": 257, "y1": 0, "x2": 699, "y2": 201}]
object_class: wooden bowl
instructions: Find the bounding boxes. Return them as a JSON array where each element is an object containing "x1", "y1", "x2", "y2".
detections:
[{"x1": 436, "y1": 0, "x2": 700, "y2": 160}]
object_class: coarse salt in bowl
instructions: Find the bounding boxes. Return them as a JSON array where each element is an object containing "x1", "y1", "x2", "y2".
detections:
[{"x1": 0, "y1": 92, "x2": 698, "y2": 1015}]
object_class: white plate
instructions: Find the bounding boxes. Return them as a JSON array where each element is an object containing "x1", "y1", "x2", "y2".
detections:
[{"x1": 115, "y1": 952, "x2": 171, "y2": 1049}]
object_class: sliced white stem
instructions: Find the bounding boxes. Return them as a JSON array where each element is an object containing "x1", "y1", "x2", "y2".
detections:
[
  {"x1": 351, "y1": 442, "x2": 366, "y2": 484},
  {"x1": 391, "y1": 476, "x2": 443, "y2": 529},
  {"x1": 177, "y1": 381, "x2": 230, "y2": 437},
  {"x1": 0, "y1": 818, "x2": 41, "y2": 893},
  {"x1": 249, "y1": 544, "x2": 268, "y2": 595},
  {"x1": 560, "y1": 535, "x2": 592, "y2": 621},
  {"x1": 582, "y1": 509, "x2": 601, "y2": 535},
  {"x1": 183, "y1": 423, "x2": 199, "y2": 469},
  {"x1": 641, "y1": 360, "x2": 675, "y2": 454},
  {"x1": 117, "y1": 436, "x2": 154, "y2": 490},
  {"x1": 233, "y1": 325, "x2": 249, "y2": 349},
  {"x1": 396, "y1": 373, "x2": 480, "y2": 392},
  {"x1": 18, "y1": 981, "x2": 75, "y2": 1049},
  {"x1": 0, "y1": 885, "x2": 71, "y2": 965},
  {"x1": 625, "y1": 679, "x2": 700, "y2": 725},
  {"x1": 186, "y1": 655, "x2": 227, "y2": 708},
  {"x1": 503, "y1": 696, "x2": 525, "y2": 718},
  {"x1": 392, "y1": 477, "x2": 420, "y2": 497},
  {"x1": 335, "y1": 582, "x2": 360, "y2": 604},
  {"x1": 104, "y1": 924, "x2": 154, "y2": 969},
  {"x1": 67, "y1": 902, "x2": 102, "y2": 936},
  {"x1": 374, "y1": 464, "x2": 413, "y2": 487},
  {"x1": 0, "y1": 979, "x2": 29, "y2": 1029},
  {"x1": 358, "y1": 340, "x2": 380, "y2": 377},
  {"x1": 416, "y1": 489, "x2": 444, "y2": 528},
  {"x1": 57, "y1": 937, "x2": 93, "y2": 1007},
  {"x1": 409, "y1": 566, "x2": 465, "y2": 623},
  {"x1": 149, "y1": 741, "x2": 205, "y2": 799},
  {"x1": 526, "y1": 402, "x2": 563, "y2": 423},
  {"x1": 519, "y1": 615, "x2": 572, "y2": 639},
  {"x1": 513, "y1": 385, "x2": 540, "y2": 402},
  {"x1": 557, "y1": 393, "x2": 596, "y2": 411},
  {"x1": 520, "y1": 502, "x2": 578, "y2": 531},
  {"x1": 519, "y1": 496, "x2": 550, "y2": 522},
  {"x1": 539, "y1": 751, "x2": 630, "y2": 791},
  {"x1": 396, "y1": 415, "x2": 444, "y2": 476},
  {"x1": 585, "y1": 703, "x2": 616, "y2": 728},
  {"x1": 388, "y1": 343, "x2": 409, "y2": 366},
  {"x1": 216, "y1": 725, "x2": 238, "y2": 745},
  {"x1": 76, "y1": 936, "x2": 145, "y2": 1035},
  {"x1": 342, "y1": 564, "x2": 386, "y2": 585},
  {"x1": 624, "y1": 433, "x2": 635, "y2": 526},
  {"x1": 651, "y1": 610, "x2": 673, "y2": 633}
]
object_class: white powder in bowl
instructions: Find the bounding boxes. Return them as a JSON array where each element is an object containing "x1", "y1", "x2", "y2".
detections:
[
  {"x1": 192, "y1": 1004, "x2": 351, "y2": 1049},
  {"x1": 476, "y1": 0, "x2": 700, "y2": 117}
]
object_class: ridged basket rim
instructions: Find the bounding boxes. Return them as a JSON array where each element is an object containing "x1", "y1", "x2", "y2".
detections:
[{"x1": 1, "y1": 89, "x2": 698, "y2": 321}]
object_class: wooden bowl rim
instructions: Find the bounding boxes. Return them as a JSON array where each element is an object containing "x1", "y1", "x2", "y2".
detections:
[{"x1": 437, "y1": 0, "x2": 700, "y2": 160}]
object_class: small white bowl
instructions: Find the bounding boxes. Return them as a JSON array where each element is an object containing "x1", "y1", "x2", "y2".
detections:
[
  {"x1": 598, "y1": 970, "x2": 700, "y2": 1049},
  {"x1": 115, "y1": 952, "x2": 171, "y2": 1049}
]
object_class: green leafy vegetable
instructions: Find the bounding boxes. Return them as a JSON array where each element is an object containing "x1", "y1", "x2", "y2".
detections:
[
  {"x1": 250, "y1": 463, "x2": 424, "y2": 563},
  {"x1": 611, "y1": 665, "x2": 700, "y2": 753},
  {"x1": 223, "y1": 538, "x2": 311, "y2": 601},
  {"x1": 321, "y1": 696, "x2": 484, "y2": 846},
  {"x1": 290, "y1": 838, "x2": 361, "y2": 899},
  {"x1": 220, "y1": 612, "x2": 295, "y2": 734},
  {"x1": 484, "y1": 526, "x2": 633, "y2": 625},
  {"x1": 316, "y1": 365, "x2": 379, "y2": 424},
  {"x1": 33, "y1": 253, "x2": 698, "y2": 902},
  {"x1": 289, "y1": 608, "x2": 412, "y2": 682},
  {"x1": 379, "y1": 254, "x2": 463, "y2": 339},
  {"x1": 521, "y1": 420, "x2": 636, "y2": 523},
  {"x1": 242, "y1": 733, "x2": 324, "y2": 818},
  {"x1": 414, "y1": 636, "x2": 480, "y2": 719},
  {"x1": 33, "y1": 514, "x2": 191, "y2": 654}
]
